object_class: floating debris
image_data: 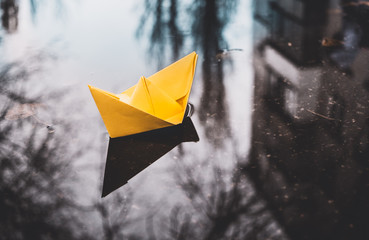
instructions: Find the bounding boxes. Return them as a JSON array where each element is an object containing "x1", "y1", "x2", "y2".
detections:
[
  {"x1": 343, "y1": 1, "x2": 369, "y2": 7},
  {"x1": 321, "y1": 37, "x2": 344, "y2": 47},
  {"x1": 216, "y1": 48, "x2": 243, "y2": 60},
  {"x1": 5, "y1": 103, "x2": 41, "y2": 120},
  {"x1": 306, "y1": 109, "x2": 339, "y2": 121},
  {"x1": 47, "y1": 125, "x2": 55, "y2": 133}
]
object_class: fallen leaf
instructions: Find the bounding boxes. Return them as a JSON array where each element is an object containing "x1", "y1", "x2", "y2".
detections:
[{"x1": 5, "y1": 103, "x2": 41, "y2": 120}]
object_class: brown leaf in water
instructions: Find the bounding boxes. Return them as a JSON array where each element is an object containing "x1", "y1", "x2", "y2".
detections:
[
  {"x1": 321, "y1": 37, "x2": 344, "y2": 47},
  {"x1": 5, "y1": 103, "x2": 42, "y2": 120},
  {"x1": 343, "y1": 1, "x2": 369, "y2": 7}
]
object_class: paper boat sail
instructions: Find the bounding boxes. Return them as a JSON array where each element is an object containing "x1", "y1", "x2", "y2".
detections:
[{"x1": 89, "y1": 52, "x2": 198, "y2": 138}]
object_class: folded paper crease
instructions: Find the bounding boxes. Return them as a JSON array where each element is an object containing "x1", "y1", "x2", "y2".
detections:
[{"x1": 89, "y1": 51, "x2": 198, "y2": 138}]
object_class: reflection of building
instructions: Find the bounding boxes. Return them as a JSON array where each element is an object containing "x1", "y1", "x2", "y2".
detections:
[
  {"x1": 248, "y1": 0, "x2": 369, "y2": 239},
  {"x1": 254, "y1": 0, "x2": 334, "y2": 120},
  {"x1": 1, "y1": 0, "x2": 19, "y2": 32}
]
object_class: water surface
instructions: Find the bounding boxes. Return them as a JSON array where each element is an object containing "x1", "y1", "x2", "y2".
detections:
[{"x1": 1, "y1": 0, "x2": 368, "y2": 239}]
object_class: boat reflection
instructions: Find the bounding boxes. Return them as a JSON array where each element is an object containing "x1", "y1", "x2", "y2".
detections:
[{"x1": 102, "y1": 117, "x2": 199, "y2": 197}]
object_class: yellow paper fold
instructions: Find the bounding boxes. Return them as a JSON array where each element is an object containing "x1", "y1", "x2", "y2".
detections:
[
  {"x1": 89, "y1": 51, "x2": 198, "y2": 138},
  {"x1": 129, "y1": 76, "x2": 155, "y2": 116}
]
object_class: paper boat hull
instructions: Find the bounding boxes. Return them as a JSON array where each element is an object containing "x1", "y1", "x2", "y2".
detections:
[{"x1": 89, "y1": 85, "x2": 173, "y2": 138}]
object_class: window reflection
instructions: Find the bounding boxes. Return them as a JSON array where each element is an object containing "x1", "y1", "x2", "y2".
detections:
[
  {"x1": 1, "y1": 0, "x2": 18, "y2": 32},
  {"x1": 250, "y1": 0, "x2": 369, "y2": 239}
]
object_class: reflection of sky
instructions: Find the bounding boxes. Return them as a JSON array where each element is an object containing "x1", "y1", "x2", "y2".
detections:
[
  {"x1": 0, "y1": 0, "x2": 254, "y2": 236},
  {"x1": 2, "y1": 0, "x2": 151, "y2": 88}
]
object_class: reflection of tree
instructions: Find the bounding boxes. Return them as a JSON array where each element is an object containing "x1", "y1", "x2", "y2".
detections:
[
  {"x1": 0, "y1": 63, "x2": 94, "y2": 239},
  {"x1": 135, "y1": 2, "x2": 285, "y2": 239},
  {"x1": 0, "y1": 60, "x2": 134, "y2": 240},
  {"x1": 93, "y1": 148, "x2": 139, "y2": 240},
  {"x1": 159, "y1": 160, "x2": 287, "y2": 240},
  {"x1": 138, "y1": 0, "x2": 239, "y2": 146},
  {"x1": 190, "y1": 0, "x2": 237, "y2": 56},
  {"x1": 0, "y1": 59, "x2": 142, "y2": 239},
  {"x1": 137, "y1": 0, "x2": 184, "y2": 65},
  {"x1": 0, "y1": 0, "x2": 65, "y2": 34},
  {"x1": 1, "y1": 0, "x2": 18, "y2": 32},
  {"x1": 94, "y1": 191, "x2": 139, "y2": 240},
  {"x1": 190, "y1": 0, "x2": 237, "y2": 147}
]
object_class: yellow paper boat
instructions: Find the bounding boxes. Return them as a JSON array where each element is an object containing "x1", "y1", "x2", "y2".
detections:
[{"x1": 89, "y1": 52, "x2": 198, "y2": 138}]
